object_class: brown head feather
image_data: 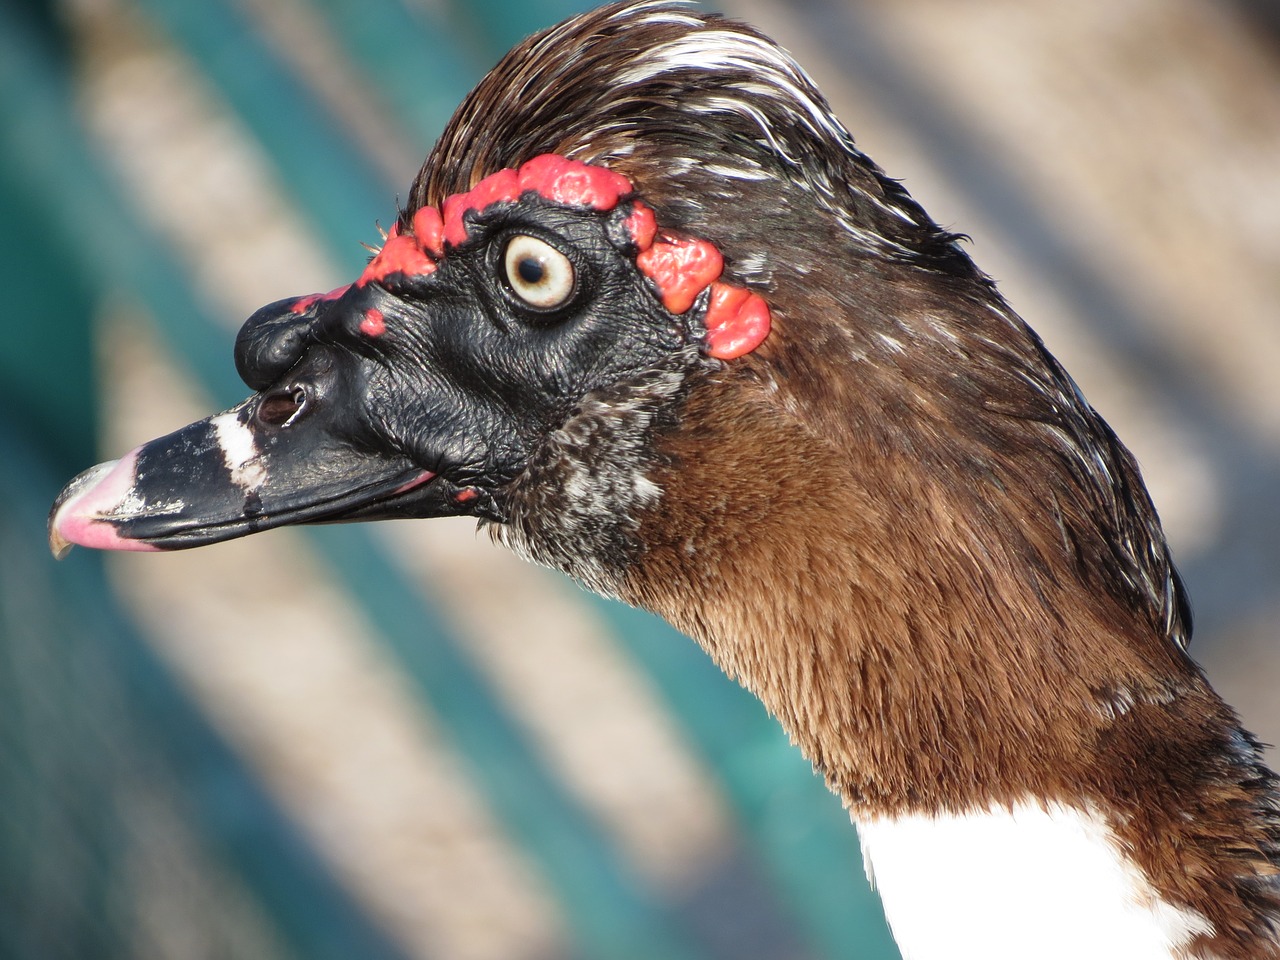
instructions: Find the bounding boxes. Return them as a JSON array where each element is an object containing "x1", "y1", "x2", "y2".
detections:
[{"x1": 408, "y1": 0, "x2": 1190, "y2": 656}]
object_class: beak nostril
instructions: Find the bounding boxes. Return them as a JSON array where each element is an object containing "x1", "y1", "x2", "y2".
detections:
[{"x1": 257, "y1": 385, "x2": 308, "y2": 427}]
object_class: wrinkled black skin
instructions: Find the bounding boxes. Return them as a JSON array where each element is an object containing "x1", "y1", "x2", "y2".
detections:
[{"x1": 113, "y1": 193, "x2": 696, "y2": 548}]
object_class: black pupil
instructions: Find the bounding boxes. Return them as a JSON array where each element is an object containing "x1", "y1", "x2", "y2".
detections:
[{"x1": 517, "y1": 256, "x2": 545, "y2": 285}]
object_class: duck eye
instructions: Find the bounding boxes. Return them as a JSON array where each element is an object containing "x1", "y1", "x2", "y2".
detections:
[{"x1": 503, "y1": 235, "x2": 575, "y2": 310}]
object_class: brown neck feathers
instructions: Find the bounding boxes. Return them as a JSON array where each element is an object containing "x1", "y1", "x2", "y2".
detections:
[{"x1": 618, "y1": 286, "x2": 1280, "y2": 954}]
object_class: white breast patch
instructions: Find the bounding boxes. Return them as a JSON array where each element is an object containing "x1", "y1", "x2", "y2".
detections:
[{"x1": 856, "y1": 801, "x2": 1213, "y2": 960}]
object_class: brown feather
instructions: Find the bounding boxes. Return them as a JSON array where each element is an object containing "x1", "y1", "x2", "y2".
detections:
[{"x1": 420, "y1": 3, "x2": 1280, "y2": 952}]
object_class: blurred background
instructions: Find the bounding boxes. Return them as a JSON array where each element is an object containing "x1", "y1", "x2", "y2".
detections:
[{"x1": 2, "y1": 0, "x2": 1279, "y2": 958}]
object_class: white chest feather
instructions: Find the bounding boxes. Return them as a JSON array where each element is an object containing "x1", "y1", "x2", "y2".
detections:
[{"x1": 856, "y1": 802, "x2": 1213, "y2": 960}]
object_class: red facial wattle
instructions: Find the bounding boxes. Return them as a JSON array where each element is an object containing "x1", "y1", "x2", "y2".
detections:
[
  {"x1": 635, "y1": 236, "x2": 725, "y2": 314},
  {"x1": 289, "y1": 283, "x2": 351, "y2": 315},
  {"x1": 346, "y1": 154, "x2": 771, "y2": 359},
  {"x1": 623, "y1": 202, "x2": 658, "y2": 251},
  {"x1": 703, "y1": 283, "x2": 772, "y2": 360},
  {"x1": 357, "y1": 233, "x2": 439, "y2": 288}
]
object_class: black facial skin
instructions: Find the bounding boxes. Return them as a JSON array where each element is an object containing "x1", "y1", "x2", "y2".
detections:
[
  {"x1": 60, "y1": 194, "x2": 698, "y2": 550},
  {"x1": 345, "y1": 199, "x2": 690, "y2": 494}
]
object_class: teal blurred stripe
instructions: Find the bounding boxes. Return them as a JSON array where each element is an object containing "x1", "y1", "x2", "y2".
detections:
[
  {"x1": 305, "y1": 0, "x2": 486, "y2": 145},
  {"x1": 0, "y1": 423, "x2": 416, "y2": 960},
  {"x1": 0, "y1": 7, "x2": 407, "y2": 958},
  {"x1": 129, "y1": 0, "x2": 397, "y2": 270},
  {"x1": 0, "y1": 7, "x2": 242, "y2": 405},
  {"x1": 444, "y1": 0, "x2": 606, "y2": 55},
  {"x1": 312, "y1": 523, "x2": 707, "y2": 960},
  {"x1": 597, "y1": 604, "x2": 901, "y2": 960}
]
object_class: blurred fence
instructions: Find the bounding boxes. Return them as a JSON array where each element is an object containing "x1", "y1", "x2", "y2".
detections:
[{"x1": 2, "y1": 0, "x2": 1278, "y2": 958}]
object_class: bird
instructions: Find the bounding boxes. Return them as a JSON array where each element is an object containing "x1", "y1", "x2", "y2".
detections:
[{"x1": 48, "y1": 2, "x2": 1280, "y2": 957}]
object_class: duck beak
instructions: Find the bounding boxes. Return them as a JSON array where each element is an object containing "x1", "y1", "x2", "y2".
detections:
[{"x1": 48, "y1": 398, "x2": 445, "y2": 558}]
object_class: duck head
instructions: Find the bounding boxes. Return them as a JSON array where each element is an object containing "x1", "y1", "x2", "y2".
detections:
[
  {"x1": 54, "y1": 0, "x2": 958, "y2": 599},
  {"x1": 48, "y1": 138, "x2": 778, "y2": 589},
  {"x1": 50, "y1": 0, "x2": 1192, "y2": 802},
  {"x1": 50, "y1": 155, "x2": 726, "y2": 559}
]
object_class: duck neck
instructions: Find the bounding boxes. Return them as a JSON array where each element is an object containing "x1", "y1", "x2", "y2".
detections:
[
  {"x1": 625, "y1": 376, "x2": 1132, "y2": 812},
  {"x1": 620, "y1": 375, "x2": 1280, "y2": 957}
]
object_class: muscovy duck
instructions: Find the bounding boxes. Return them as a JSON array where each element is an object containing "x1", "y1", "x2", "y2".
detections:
[{"x1": 49, "y1": 2, "x2": 1280, "y2": 957}]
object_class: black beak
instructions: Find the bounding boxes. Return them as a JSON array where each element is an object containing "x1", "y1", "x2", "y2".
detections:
[{"x1": 48, "y1": 395, "x2": 454, "y2": 557}]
